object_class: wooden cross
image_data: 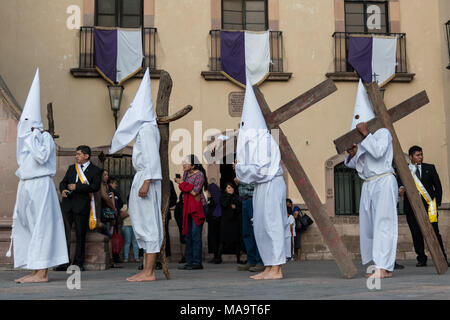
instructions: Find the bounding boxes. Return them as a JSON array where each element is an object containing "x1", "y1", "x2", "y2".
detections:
[
  {"x1": 46, "y1": 102, "x2": 59, "y2": 139},
  {"x1": 155, "y1": 70, "x2": 193, "y2": 280},
  {"x1": 333, "y1": 82, "x2": 448, "y2": 275},
  {"x1": 252, "y1": 79, "x2": 358, "y2": 279}
]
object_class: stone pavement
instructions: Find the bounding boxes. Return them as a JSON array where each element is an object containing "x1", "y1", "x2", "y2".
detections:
[{"x1": 0, "y1": 260, "x2": 449, "y2": 300}]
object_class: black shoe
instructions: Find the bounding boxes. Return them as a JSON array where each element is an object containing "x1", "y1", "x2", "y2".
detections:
[
  {"x1": 178, "y1": 257, "x2": 186, "y2": 264},
  {"x1": 53, "y1": 264, "x2": 68, "y2": 271},
  {"x1": 138, "y1": 262, "x2": 144, "y2": 270},
  {"x1": 155, "y1": 262, "x2": 162, "y2": 270},
  {"x1": 178, "y1": 264, "x2": 193, "y2": 270},
  {"x1": 416, "y1": 261, "x2": 427, "y2": 267},
  {"x1": 76, "y1": 265, "x2": 86, "y2": 271},
  {"x1": 394, "y1": 262, "x2": 405, "y2": 270},
  {"x1": 191, "y1": 264, "x2": 203, "y2": 270}
]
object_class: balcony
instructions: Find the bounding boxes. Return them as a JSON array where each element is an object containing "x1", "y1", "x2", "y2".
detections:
[
  {"x1": 326, "y1": 32, "x2": 415, "y2": 83},
  {"x1": 70, "y1": 27, "x2": 161, "y2": 79},
  {"x1": 201, "y1": 30, "x2": 292, "y2": 82}
]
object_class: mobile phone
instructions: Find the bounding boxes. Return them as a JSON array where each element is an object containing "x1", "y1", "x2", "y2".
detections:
[{"x1": 175, "y1": 174, "x2": 181, "y2": 179}]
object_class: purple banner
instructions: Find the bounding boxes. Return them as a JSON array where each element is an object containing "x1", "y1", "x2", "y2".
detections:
[
  {"x1": 348, "y1": 37, "x2": 373, "y2": 83},
  {"x1": 220, "y1": 31, "x2": 246, "y2": 85},
  {"x1": 94, "y1": 28, "x2": 118, "y2": 83}
]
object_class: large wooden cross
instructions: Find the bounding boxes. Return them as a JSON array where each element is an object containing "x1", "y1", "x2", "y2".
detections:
[
  {"x1": 252, "y1": 79, "x2": 358, "y2": 279},
  {"x1": 155, "y1": 70, "x2": 193, "y2": 279},
  {"x1": 333, "y1": 82, "x2": 448, "y2": 275}
]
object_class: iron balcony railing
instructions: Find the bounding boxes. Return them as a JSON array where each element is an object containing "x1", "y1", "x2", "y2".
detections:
[
  {"x1": 77, "y1": 26, "x2": 157, "y2": 71},
  {"x1": 332, "y1": 32, "x2": 408, "y2": 74},
  {"x1": 208, "y1": 30, "x2": 284, "y2": 72}
]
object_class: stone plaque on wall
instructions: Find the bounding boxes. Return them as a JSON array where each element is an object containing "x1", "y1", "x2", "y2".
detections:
[{"x1": 228, "y1": 92, "x2": 245, "y2": 117}]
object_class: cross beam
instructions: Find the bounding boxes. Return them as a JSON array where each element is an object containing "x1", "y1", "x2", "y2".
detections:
[
  {"x1": 253, "y1": 81, "x2": 358, "y2": 279},
  {"x1": 334, "y1": 91, "x2": 429, "y2": 154}
]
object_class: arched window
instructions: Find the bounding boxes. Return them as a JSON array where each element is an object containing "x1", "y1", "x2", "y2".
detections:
[{"x1": 334, "y1": 161, "x2": 404, "y2": 215}]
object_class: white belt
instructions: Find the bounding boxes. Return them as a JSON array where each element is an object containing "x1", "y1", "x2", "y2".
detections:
[{"x1": 363, "y1": 172, "x2": 393, "y2": 183}]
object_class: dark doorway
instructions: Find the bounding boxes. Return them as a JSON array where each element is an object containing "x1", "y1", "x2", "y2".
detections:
[{"x1": 220, "y1": 154, "x2": 236, "y2": 191}]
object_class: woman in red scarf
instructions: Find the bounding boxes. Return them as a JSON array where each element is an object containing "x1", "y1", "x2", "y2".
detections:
[{"x1": 174, "y1": 155, "x2": 208, "y2": 270}]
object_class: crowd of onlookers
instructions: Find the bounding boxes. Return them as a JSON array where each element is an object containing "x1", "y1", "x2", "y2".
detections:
[{"x1": 59, "y1": 151, "x2": 312, "y2": 271}]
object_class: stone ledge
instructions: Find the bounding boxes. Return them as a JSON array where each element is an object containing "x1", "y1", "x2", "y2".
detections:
[
  {"x1": 70, "y1": 68, "x2": 162, "y2": 79},
  {"x1": 201, "y1": 71, "x2": 292, "y2": 82},
  {"x1": 325, "y1": 72, "x2": 415, "y2": 83}
]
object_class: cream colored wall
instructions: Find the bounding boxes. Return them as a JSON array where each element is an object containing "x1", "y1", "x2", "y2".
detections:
[{"x1": 0, "y1": 0, "x2": 448, "y2": 208}]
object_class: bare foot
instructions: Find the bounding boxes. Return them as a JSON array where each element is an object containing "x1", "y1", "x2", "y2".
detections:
[
  {"x1": 15, "y1": 271, "x2": 37, "y2": 283},
  {"x1": 19, "y1": 274, "x2": 48, "y2": 283},
  {"x1": 126, "y1": 272, "x2": 156, "y2": 282},
  {"x1": 250, "y1": 267, "x2": 271, "y2": 280},
  {"x1": 367, "y1": 268, "x2": 392, "y2": 279},
  {"x1": 262, "y1": 270, "x2": 283, "y2": 280}
]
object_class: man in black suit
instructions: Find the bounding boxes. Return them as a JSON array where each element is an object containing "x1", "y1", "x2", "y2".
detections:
[
  {"x1": 57, "y1": 145, "x2": 101, "y2": 271},
  {"x1": 399, "y1": 145, "x2": 449, "y2": 267}
]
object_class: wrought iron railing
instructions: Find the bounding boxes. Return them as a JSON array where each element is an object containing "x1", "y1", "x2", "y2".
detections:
[
  {"x1": 76, "y1": 26, "x2": 157, "y2": 71},
  {"x1": 331, "y1": 32, "x2": 408, "y2": 74},
  {"x1": 208, "y1": 30, "x2": 284, "y2": 72}
]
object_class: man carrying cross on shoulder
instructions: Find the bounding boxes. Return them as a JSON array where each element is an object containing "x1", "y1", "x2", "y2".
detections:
[{"x1": 344, "y1": 80, "x2": 399, "y2": 279}]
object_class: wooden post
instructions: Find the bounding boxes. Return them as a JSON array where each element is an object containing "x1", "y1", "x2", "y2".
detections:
[
  {"x1": 363, "y1": 82, "x2": 448, "y2": 275},
  {"x1": 46, "y1": 102, "x2": 59, "y2": 139},
  {"x1": 253, "y1": 84, "x2": 358, "y2": 279}
]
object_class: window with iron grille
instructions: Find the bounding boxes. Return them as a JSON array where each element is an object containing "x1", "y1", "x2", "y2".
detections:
[
  {"x1": 222, "y1": 0, "x2": 268, "y2": 31},
  {"x1": 345, "y1": 0, "x2": 389, "y2": 34},
  {"x1": 334, "y1": 162, "x2": 404, "y2": 215},
  {"x1": 95, "y1": 0, "x2": 143, "y2": 28}
]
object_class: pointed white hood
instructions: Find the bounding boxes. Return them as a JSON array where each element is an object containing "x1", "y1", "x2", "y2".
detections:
[
  {"x1": 109, "y1": 68, "x2": 157, "y2": 154},
  {"x1": 236, "y1": 78, "x2": 281, "y2": 182},
  {"x1": 351, "y1": 79, "x2": 375, "y2": 130},
  {"x1": 17, "y1": 68, "x2": 44, "y2": 164}
]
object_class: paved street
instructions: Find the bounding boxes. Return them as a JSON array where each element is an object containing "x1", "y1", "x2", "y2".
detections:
[{"x1": 0, "y1": 260, "x2": 449, "y2": 300}]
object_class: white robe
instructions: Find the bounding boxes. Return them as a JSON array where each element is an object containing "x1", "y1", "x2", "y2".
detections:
[
  {"x1": 129, "y1": 123, "x2": 163, "y2": 253},
  {"x1": 12, "y1": 130, "x2": 68, "y2": 269},
  {"x1": 345, "y1": 128, "x2": 398, "y2": 271},
  {"x1": 236, "y1": 163, "x2": 289, "y2": 266}
]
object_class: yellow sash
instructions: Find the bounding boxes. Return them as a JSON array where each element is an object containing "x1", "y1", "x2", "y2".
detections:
[
  {"x1": 75, "y1": 164, "x2": 97, "y2": 230},
  {"x1": 410, "y1": 164, "x2": 437, "y2": 223}
]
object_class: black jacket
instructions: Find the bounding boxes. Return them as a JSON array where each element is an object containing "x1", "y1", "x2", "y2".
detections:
[
  {"x1": 400, "y1": 163, "x2": 442, "y2": 214},
  {"x1": 59, "y1": 163, "x2": 102, "y2": 215}
]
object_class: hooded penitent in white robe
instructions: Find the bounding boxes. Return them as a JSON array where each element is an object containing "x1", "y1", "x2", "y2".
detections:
[
  {"x1": 109, "y1": 68, "x2": 163, "y2": 253},
  {"x1": 344, "y1": 83, "x2": 398, "y2": 272},
  {"x1": 9, "y1": 69, "x2": 68, "y2": 269},
  {"x1": 235, "y1": 79, "x2": 289, "y2": 266}
]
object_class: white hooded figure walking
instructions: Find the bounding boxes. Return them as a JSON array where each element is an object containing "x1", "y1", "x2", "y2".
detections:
[
  {"x1": 344, "y1": 79, "x2": 398, "y2": 279},
  {"x1": 110, "y1": 68, "x2": 163, "y2": 282},
  {"x1": 9, "y1": 69, "x2": 69, "y2": 283},
  {"x1": 234, "y1": 78, "x2": 289, "y2": 280}
]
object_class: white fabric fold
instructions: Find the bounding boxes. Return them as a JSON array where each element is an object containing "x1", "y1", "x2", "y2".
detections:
[
  {"x1": 245, "y1": 31, "x2": 270, "y2": 86},
  {"x1": 117, "y1": 29, "x2": 143, "y2": 84}
]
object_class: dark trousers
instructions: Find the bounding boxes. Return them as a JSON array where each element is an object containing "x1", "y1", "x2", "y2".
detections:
[
  {"x1": 185, "y1": 215, "x2": 203, "y2": 266},
  {"x1": 63, "y1": 210, "x2": 89, "y2": 267},
  {"x1": 241, "y1": 198, "x2": 263, "y2": 266},
  {"x1": 405, "y1": 212, "x2": 447, "y2": 263}
]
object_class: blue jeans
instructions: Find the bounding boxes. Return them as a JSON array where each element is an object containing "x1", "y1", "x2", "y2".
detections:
[
  {"x1": 185, "y1": 209, "x2": 205, "y2": 266},
  {"x1": 242, "y1": 198, "x2": 263, "y2": 266},
  {"x1": 122, "y1": 225, "x2": 139, "y2": 261}
]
